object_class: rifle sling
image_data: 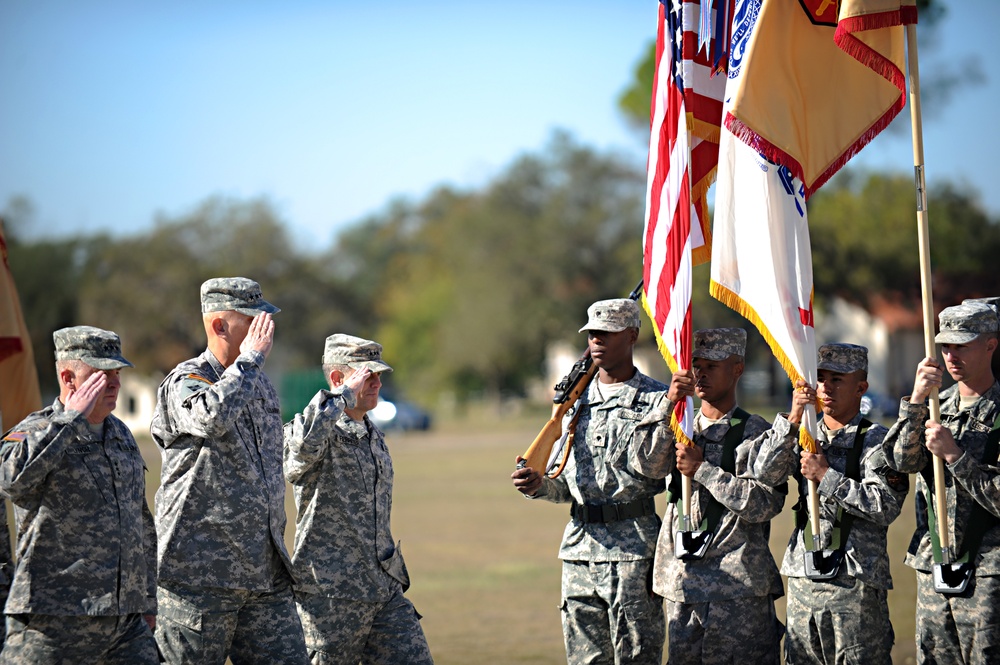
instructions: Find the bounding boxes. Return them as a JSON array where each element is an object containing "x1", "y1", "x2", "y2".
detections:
[
  {"x1": 921, "y1": 413, "x2": 1000, "y2": 565},
  {"x1": 667, "y1": 407, "x2": 750, "y2": 534},
  {"x1": 795, "y1": 419, "x2": 871, "y2": 552}
]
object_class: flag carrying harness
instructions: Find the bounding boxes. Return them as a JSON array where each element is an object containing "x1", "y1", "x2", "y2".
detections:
[
  {"x1": 793, "y1": 419, "x2": 871, "y2": 580},
  {"x1": 666, "y1": 407, "x2": 749, "y2": 559},
  {"x1": 922, "y1": 412, "x2": 1000, "y2": 594}
]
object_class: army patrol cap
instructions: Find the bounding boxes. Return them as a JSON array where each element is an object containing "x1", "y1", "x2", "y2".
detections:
[
  {"x1": 693, "y1": 328, "x2": 747, "y2": 360},
  {"x1": 817, "y1": 343, "x2": 868, "y2": 374},
  {"x1": 578, "y1": 299, "x2": 641, "y2": 333},
  {"x1": 201, "y1": 277, "x2": 280, "y2": 316},
  {"x1": 323, "y1": 334, "x2": 393, "y2": 373},
  {"x1": 963, "y1": 297, "x2": 1000, "y2": 316},
  {"x1": 53, "y1": 325, "x2": 134, "y2": 370},
  {"x1": 934, "y1": 302, "x2": 999, "y2": 344}
]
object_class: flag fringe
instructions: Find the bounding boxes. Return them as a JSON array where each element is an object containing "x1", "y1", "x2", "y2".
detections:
[
  {"x1": 689, "y1": 115, "x2": 722, "y2": 145},
  {"x1": 691, "y1": 182, "x2": 715, "y2": 266},
  {"x1": 709, "y1": 279, "x2": 817, "y2": 452},
  {"x1": 721, "y1": 5, "x2": 914, "y2": 201},
  {"x1": 725, "y1": 86, "x2": 903, "y2": 201},
  {"x1": 670, "y1": 410, "x2": 694, "y2": 448}
]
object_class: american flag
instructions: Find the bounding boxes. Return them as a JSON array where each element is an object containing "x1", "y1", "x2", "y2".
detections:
[
  {"x1": 685, "y1": 0, "x2": 729, "y2": 263},
  {"x1": 642, "y1": 0, "x2": 699, "y2": 444}
]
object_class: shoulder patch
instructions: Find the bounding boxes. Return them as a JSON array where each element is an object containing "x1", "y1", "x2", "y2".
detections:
[
  {"x1": 2, "y1": 431, "x2": 27, "y2": 443},
  {"x1": 883, "y1": 469, "x2": 909, "y2": 493},
  {"x1": 184, "y1": 373, "x2": 214, "y2": 385}
]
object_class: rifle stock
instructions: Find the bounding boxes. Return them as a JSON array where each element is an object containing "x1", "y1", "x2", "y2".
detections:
[{"x1": 520, "y1": 354, "x2": 597, "y2": 476}]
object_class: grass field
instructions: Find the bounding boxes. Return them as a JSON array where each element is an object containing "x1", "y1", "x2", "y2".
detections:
[{"x1": 137, "y1": 414, "x2": 920, "y2": 665}]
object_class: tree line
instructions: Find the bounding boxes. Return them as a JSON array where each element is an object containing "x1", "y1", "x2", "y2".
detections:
[{"x1": 6, "y1": 130, "x2": 999, "y2": 410}]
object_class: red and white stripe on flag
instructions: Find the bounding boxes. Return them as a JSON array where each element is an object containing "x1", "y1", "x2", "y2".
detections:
[
  {"x1": 642, "y1": 0, "x2": 695, "y2": 446},
  {"x1": 682, "y1": 0, "x2": 729, "y2": 264}
]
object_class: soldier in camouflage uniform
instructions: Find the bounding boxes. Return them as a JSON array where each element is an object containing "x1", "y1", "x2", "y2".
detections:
[
  {"x1": 882, "y1": 302, "x2": 1000, "y2": 664},
  {"x1": 151, "y1": 278, "x2": 308, "y2": 664},
  {"x1": 0, "y1": 326, "x2": 158, "y2": 664},
  {"x1": 754, "y1": 344, "x2": 908, "y2": 664},
  {"x1": 284, "y1": 334, "x2": 433, "y2": 665},
  {"x1": 632, "y1": 328, "x2": 785, "y2": 664},
  {"x1": 512, "y1": 298, "x2": 669, "y2": 665}
]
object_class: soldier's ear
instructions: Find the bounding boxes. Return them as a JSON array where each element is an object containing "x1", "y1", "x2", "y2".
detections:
[
  {"x1": 987, "y1": 335, "x2": 999, "y2": 355},
  {"x1": 59, "y1": 367, "x2": 76, "y2": 389}
]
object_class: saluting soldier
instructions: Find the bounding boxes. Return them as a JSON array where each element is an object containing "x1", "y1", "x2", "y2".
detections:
[
  {"x1": 754, "y1": 343, "x2": 907, "y2": 664},
  {"x1": 883, "y1": 302, "x2": 1000, "y2": 664},
  {"x1": 634, "y1": 328, "x2": 785, "y2": 664},
  {"x1": 151, "y1": 277, "x2": 308, "y2": 664},
  {"x1": 511, "y1": 298, "x2": 670, "y2": 665},
  {"x1": 0, "y1": 326, "x2": 158, "y2": 664},
  {"x1": 284, "y1": 334, "x2": 433, "y2": 664}
]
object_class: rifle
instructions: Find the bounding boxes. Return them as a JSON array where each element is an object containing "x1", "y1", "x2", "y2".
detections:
[{"x1": 517, "y1": 281, "x2": 643, "y2": 478}]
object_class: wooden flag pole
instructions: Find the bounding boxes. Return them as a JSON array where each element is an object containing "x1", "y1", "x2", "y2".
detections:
[
  {"x1": 802, "y1": 407, "x2": 822, "y2": 541},
  {"x1": 682, "y1": 475, "x2": 693, "y2": 530},
  {"x1": 906, "y1": 24, "x2": 950, "y2": 559}
]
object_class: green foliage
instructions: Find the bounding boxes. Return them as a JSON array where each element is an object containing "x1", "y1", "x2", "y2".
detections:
[
  {"x1": 365, "y1": 132, "x2": 648, "y2": 403},
  {"x1": 808, "y1": 172, "x2": 1000, "y2": 306},
  {"x1": 5, "y1": 130, "x2": 998, "y2": 407}
]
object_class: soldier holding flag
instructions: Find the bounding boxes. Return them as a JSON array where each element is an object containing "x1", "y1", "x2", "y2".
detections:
[
  {"x1": 883, "y1": 302, "x2": 1000, "y2": 663},
  {"x1": 754, "y1": 343, "x2": 907, "y2": 664},
  {"x1": 633, "y1": 328, "x2": 785, "y2": 664}
]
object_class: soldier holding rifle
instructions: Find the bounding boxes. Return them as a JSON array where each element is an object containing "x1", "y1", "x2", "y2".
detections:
[
  {"x1": 883, "y1": 301, "x2": 1000, "y2": 664},
  {"x1": 511, "y1": 298, "x2": 670, "y2": 665}
]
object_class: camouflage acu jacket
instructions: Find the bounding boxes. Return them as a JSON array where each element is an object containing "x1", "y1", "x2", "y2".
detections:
[
  {"x1": 151, "y1": 349, "x2": 292, "y2": 591},
  {"x1": 755, "y1": 413, "x2": 906, "y2": 589},
  {"x1": 0, "y1": 400, "x2": 156, "y2": 615},
  {"x1": 632, "y1": 404, "x2": 785, "y2": 603},
  {"x1": 882, "y1": 382, "x2": 1000, "y2": 574},
  {"x1": 284, "y1": 390, "x2": 408, "y2": 602},
  {"x1": 533, "y1": 371, "x2": 670, "y2": 562}
]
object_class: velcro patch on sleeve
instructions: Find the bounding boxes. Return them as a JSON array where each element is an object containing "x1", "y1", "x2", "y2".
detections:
[{"x1": 884, "y1": 469, "x2": 909, "y2": 493}]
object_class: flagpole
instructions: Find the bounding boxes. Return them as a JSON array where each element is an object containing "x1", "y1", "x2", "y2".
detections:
[
  {"x1": 905, "y1": 23, "x2": 949, "y2": 558},
  {"x1": 802, "y1": 408, "x2": 822, "y2": 542}
]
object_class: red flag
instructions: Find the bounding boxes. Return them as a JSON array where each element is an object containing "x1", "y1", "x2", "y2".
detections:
[{"x1": 0, "y1": 221, "x2": 42, "y2": 431}]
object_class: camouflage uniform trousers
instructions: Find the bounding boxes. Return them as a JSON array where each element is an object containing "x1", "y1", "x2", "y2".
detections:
[
  {"x1": 296, "y1": 588, "x2": 433, "y2": 665},
  {"x1": 915, "y1": 569, "x2": 1000, "y2": 665},
  {"x1": 666, "y1": 594, "x2": 782, "y2": 665},
  {"x1": 784, "y1": 575, "x2": 893, "y2": 665},
  {"x1": 155, "y1": 582, "x2": 308, "y2": 665},
  {"x1": 560, "y1": 559, "x2": 664, "y2": 665},
  {"x1": 0, "y1": 613, "x2": 157, "y2": 665}
]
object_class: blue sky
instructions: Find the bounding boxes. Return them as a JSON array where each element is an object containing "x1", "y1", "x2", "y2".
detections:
[{"x1": 1, "y1": 1, "x2": 997, "y2": 251}]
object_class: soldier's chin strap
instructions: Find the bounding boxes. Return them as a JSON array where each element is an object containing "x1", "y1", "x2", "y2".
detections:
[
  {"x1": 796, "y1": 419, "x2": 871, "y2": 581},
  {"x1": 923, "y1": 413, "x2": 1000, "y2": 594},
  {"x1": 668, "y1": 408, "x2": 749, "y2": 561}
]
